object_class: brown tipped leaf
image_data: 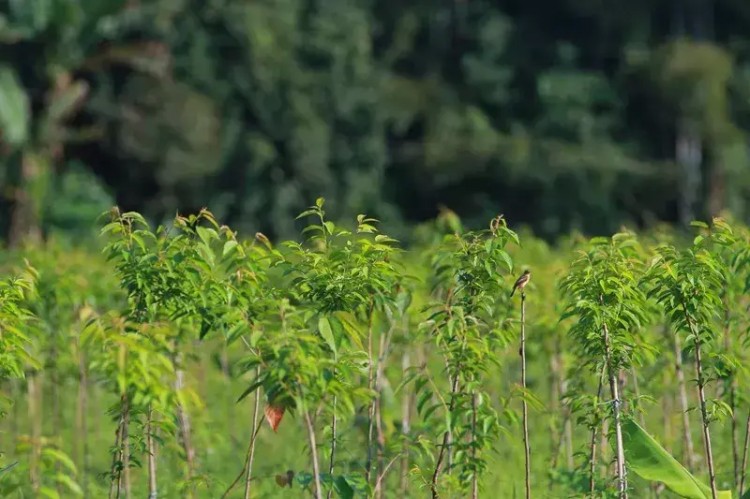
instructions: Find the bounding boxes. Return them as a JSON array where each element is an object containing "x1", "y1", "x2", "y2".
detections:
[{"x1": 264, "y1": 404, "x2": 285, "y2": 432}]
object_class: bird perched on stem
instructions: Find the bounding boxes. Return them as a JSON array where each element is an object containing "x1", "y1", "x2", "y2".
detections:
[{"x1": 510, "y1": 269, "x2": 531, "y2": 297}]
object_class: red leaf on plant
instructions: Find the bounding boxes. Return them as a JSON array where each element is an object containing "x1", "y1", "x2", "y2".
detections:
[{"x1": 264, "y1": 404, "x2": 285, "y2": 432}]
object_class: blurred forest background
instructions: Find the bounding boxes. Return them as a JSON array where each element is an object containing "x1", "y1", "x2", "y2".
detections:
[{"x1": 2, "y1": 0, "x2": 750, "y2": 244}]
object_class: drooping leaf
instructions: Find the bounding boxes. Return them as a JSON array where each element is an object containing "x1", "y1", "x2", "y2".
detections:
[
  {"x1": 622, "y1": 418, "x2": 731, "y2": 499},
  {"x1": 318, "y1": 316, "x2": 337, "y2": 356},
  {"x1": 264, "y1": 404, "x2": 285, "y2": 432}
]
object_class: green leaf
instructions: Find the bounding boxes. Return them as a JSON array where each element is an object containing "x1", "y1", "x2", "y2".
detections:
[
  {"x1": 222, "y1": 240, "x2": 239, "y2": 257},
  {"x1": 42, "y1": 448, "x2": 77, "y2": 474},
  {"x1": 39, "y1": 486, "x2": 61, "y2": 499},
  {"x1": 0, "y1": 65, "x2": 30, "y2": 146},
  {"x1": 236, "y1": 378, "x2": 264, "y2": 403},
  {"x1": 622, "y1": 419, "x2": 731, "y2": 499},
  {"x1": 334, "y1": 476, "x2": 354, "y2": 499},
  {"x1": 54, "y1": 473, "x2": 83, "y2": 496},
  {"x1": 318, "y1": 316, "x2": 337, "y2": 356}
]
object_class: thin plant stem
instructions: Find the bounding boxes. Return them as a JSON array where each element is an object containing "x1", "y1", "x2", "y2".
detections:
[
  {"x1": 76, "y1": 343, "x2": 89, "y2": 498},
  {"x1": 400, "y1": 348, "x2": 414, "y2": 496},
  {"x1": 672, "y1": 327, "x2": 696, "y2": 471},
  {"x1": 680, "y1": 297, "x2": 717, "y2": 499},
  {"x1": 222, "y1": 417, "x2": 265, "y2": 499},
  {"x1": 108, "y1": 400, "x2": 125, "y2": 499},
  {"x1": 365, "y1": 299, "x2": 376, "y2": 483},
  {"x1": 521, "y1": 292, "x2": 531, "y2": 499},
  {"x1": 602, "y1": 320, "x2": 627, "y2": 499},
  {"x1": 471, "y1": 392, "x2": 479, "y2": 499},
  {"x1": 723, "y1": 297, "x2": 740, "y2": 494},
  {"x1": 27, "y1": 371, "x2": 41, "y2": 494},
  {"x1": 430, "y1": 369, "x2": 460, "y2": 499},
  {"x1": 549, "y1": 346, "x2": 562, "y2": 469},
  {"x1": 375, "y1": 454, "x2": 403, "y2": 494},
  {"x1": 122, "y1": 396, "x2": 131, "y2": 499},
  {"x1": 589, "y1": 365, "x2": 605, "y2": 497},
  {"x1": 327, "y1": 393, "x2": 337, "y2": 499},
  {"x1": 374, "y1": 323, "x2": 396, "y2": 499},
  {"x1": 174, "y1": 353, "x2": 196, "y2": 496},
  {"x1": 147, "y1": 405, "x2": 157, "y2": 499},
  {"x1": 631, "y1": 367, "x2": 646, "y2": 428},
  {"x1": 244, "y1": 368, "x2": 262, "y2": 499},
  {"x1": 303, "y1": 408, "x2": 323, "y2": 499},
  {"x1": 739, "y1": 410, "x2": 750, "y2": 494}
]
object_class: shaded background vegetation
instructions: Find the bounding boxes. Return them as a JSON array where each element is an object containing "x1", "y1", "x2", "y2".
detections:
[{"x1": 3, "y1": 0, "x2": 750, "y2": 244}]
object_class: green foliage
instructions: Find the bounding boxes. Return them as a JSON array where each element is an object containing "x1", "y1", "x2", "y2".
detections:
[
  {"x1": 0, "y1": 271, "x2": 37, "y2": 378},
  {"x1": 622, "y1": 418, "x2": 731, "y2": 499},
  {"x1": 8, "y1": 206, "x2": 750, "y2": 498},
  {"x1": 561, "y1": 232, "x2": 653, "y2": 370}
]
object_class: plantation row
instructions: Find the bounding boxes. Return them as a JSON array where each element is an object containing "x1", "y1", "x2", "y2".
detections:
[{"x1": 1, "y1": 200, "x2": 750, "y2": 498}]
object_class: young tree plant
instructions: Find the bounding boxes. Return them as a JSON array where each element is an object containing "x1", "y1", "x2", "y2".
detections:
[
  {"x1": 644, "y1": 219, "x2": 736, "y2": 499},
  {"x1": 417, "y1": 215, "x2": 518, "y2": 498},
  {"x1": 560, "y1": 232, "x2": 653, "y2": 498}
]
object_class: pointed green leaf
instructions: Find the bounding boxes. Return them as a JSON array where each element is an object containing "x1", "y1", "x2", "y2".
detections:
[
  {"x1": 622, "y1": 419, "x2": 731, "y2": 499},
  {"x1": 318, "y1": 316, "x2": 337, "y2": 356}
]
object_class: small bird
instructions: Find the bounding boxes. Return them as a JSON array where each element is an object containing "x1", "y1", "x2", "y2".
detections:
[{"x1": 510, "y1": 269, "x2": 531, "y2": 297}]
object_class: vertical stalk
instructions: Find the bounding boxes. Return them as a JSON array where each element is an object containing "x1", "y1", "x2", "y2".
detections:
[
  {"x1": 723, "y1": 299, "x2": 739, "y2": 493},
  {"x1": 431, "y1": 371, "x2": 460, "y2": 499},
  {"x1": 51, "y1": 349, "x2": 62, "y2": 497},
  {"x1": 27, "y1": 371, "x2": 41, "y2": 494},
  {"x1": 589, "y1": 365, "x2": 605, "y2": 497},
  {"x1": 740, "y1": 411, "x2": 750, "y2": 494},
  {"x1": 673, "y1": 330, "x2": 696, "y2": 470},
  {"x1": 375, "y1": 393, "x2": 385, "y2": 499},
  {"x1": 549, "y1": 348, "x2": 561, "y2": 468},
  {"x1": 680, "y1": 298, "x2": 717, "y2": 499},
  {"x1": 602, "y1": 321, "x2": 627, "y2": 499},
  {"x1": 303, "y1": 409, "x2": 323, "y2": 499},
  {"x1": 108, "y1": 405, "x2": 124, "y2": 499},
  {"x1": 221, "y1": 416, "x2": 264, "y2": 499},
  {"x1": 76, "y1": 345, "x2": 89, "y2": 497},
  {"x1": 520, "y1": 293, "x2": 531, "y2": 499},
  {"x1": 243, "y1": 371, "x2": 262, "y2": 499},
  {"x1": 731, "y1": 384, "x2": 739, "y2": 495},
  {"x1": 374, "y1": 327, "x2": 394, "y2": 499},
  {"x1": 174, "y1": 351, "x2": 196, "y2": 494},
  {"x1": 365, "y1": 300, "x2": 376, "y2": 483},
  {"x1": 662, "y1": 388, "x2": 673, "y2": 452},
  {"x1": 400, "y1": 349, "x2": 413, "y2": 496},
  {"x1": 630, "y1": 367, "x2": 646, "y2": 428},
  {"x1": 471, "y1": 392, "x2": 479, "y2": 499},
  {"x1": 693, "y1": 338, "x2": 717, "y2": 499},
  {"x1": 327, "y1": 394, "x2": 337, "y2": 499},
  {"x1": 446, "y1": 373, "x2": 455, "y2": 474},
  {"x1": 147, "y1": 405, "x2": 157, "y2": 499},
  {"x1": 600, "y1": 418, "x2": 610, "y2": 479},
  {"x1": 122, "y1": 397, "x2": 132, "y2": 499},
  {"x1": 563, "y1": 381, "x2": 574, "y2": 470}
]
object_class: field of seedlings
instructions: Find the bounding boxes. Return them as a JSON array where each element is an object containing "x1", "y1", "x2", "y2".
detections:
[{"x1": 1, "y1": 199, "x2": 749, "y2": 499}]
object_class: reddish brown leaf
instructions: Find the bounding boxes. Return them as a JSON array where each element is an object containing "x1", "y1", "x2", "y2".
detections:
[{"x1": 264, "y1": 404, "x2": 285, "y2": 432}]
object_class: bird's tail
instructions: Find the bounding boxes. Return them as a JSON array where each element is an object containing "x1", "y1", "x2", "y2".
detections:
[{"x1": 510, "y1": 287, "x2": 516, "y2": 298}]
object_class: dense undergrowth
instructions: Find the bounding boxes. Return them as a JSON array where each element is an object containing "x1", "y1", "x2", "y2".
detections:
[{"x1": 1, "y1": 200, "x2": 750, "y2": 499}]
